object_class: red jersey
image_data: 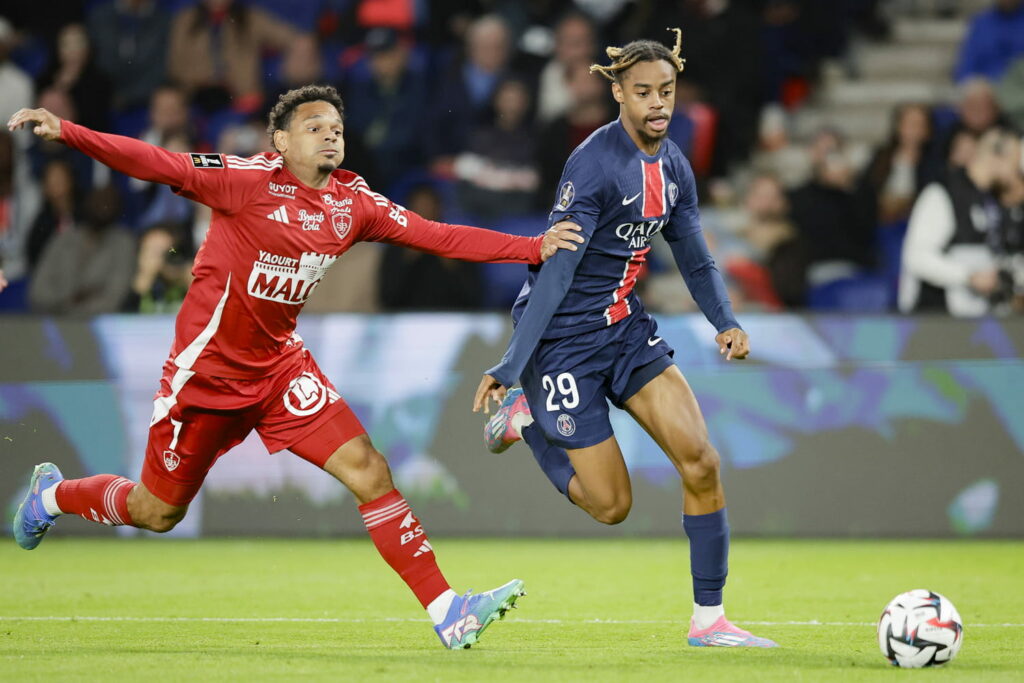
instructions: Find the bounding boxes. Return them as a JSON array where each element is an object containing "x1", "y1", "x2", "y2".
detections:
[{"x1": 60, "y1": 122, "x2": 543, "y2": 378}]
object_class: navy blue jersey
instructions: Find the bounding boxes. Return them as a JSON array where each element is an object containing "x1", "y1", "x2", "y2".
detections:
[
  {"x1": 488, "y1": 117, "x2": 737, "y2": 389},
  {"x1": 512, "y1": 119, "x2": 701, "y2": 338}
]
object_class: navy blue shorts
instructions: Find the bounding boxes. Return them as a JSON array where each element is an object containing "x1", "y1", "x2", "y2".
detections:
[{"x1": 520, "y1": 311, "x2": 674, "y2": 449}]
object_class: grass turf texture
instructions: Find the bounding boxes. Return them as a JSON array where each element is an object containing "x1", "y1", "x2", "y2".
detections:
[{"x1": 1, "y1": 539, "x2": 1021, "y2": 682}]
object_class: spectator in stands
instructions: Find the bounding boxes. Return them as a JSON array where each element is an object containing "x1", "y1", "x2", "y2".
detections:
[
  {"x1": 899, "y1": 129, "x2": 1021, "y2": 315},
  {"x1": 26, "y1": 159, "x2": 78, "y2": 271},
  {"x1": 378, "y1": 184, "x2": 483, "y2": 310},
  {"x1": 427, "y1": 14, "x2": 512, "y2": 173},
  {"x1": 455, "y1": 77, "x2": 540, "y2": 218},
  {"x1": 662, "y1": 0, "x2": 764, "y2": 176},
  {"x1": 947, "y1": 130, "x2": 979, "y2": 169},
  {"x1": 341, "y1": 27, "x2": 428, "y2": 190},
  {"x1": 536, "y1": 11, "x2": 597, "y2": 124},
  {"x1": 136, "y1": 133, "x2": 196, "y2": 231},
  {"x1": 36, "y1": 23, "x2": 112, "y2": 132},
  {"x1": 123, "y1": 221, "x2": 193, "y2": 313},
  {"x1": 0, "y1": 18, "x2": 33, "y2": 130},
  {"x1": 0, "y1": 129, "x2": 42, "y2": 306},
  {"x1": 267, "y1": 34, "x2": 325, "y2": 107},
  {"x1": 128, "y1": 85, "x2": 192, "y2": 214},
  {"x1": 28, "y1": 184, "x2": 134, "y2": 315},
  {"x1": 167, "y1": 0, "x2": 299, "y2": 113},
  {"x1": 939, "y1": 78, "x2": 1013, "y2": 164},
  {"x1": 139, "y1": 85, "x2": 191, "y2": 147},
  {"x1": 997, "y1": 54, "x2": 1024, "y2": 131},
  {"x1": 87, "y1": 0, "x2": 170, "y2": 111},
  {"x1": 536, "y1": 62, "x2": 612, "y2": 209},
  {"x1": 953, "y1": 0, "x2": 1024, "y2": 83},
  {"x1": 741, "y1": 173, "x2": 808, "y2": 308},
  {"x1": 789, "y1": 128, "x2": 876, "y2": 288},
  {"x1": 995, "y1": 147, "x2": 1024, "y2": 312},
  {"x1": 860, "y1": 103, "x2": 938, "y2": 226}
]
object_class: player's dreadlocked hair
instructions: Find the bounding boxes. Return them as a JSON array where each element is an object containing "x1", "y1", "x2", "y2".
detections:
[
  {"x1": 266, "y1": 85, "x2": 345, "y2": 150},
  {"x1": 589, "y1": 28, "x2": 686, "y2": 83}
]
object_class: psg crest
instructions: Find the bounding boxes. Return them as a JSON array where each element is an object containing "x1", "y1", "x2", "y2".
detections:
[{"x1": 557, "y1": 413, "x2": 576, "y2": 437}]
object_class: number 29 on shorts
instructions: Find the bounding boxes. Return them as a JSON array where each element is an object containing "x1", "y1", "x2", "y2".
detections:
[{"x1": 541, "y1": 372, "x2": 579, "y2": 411}]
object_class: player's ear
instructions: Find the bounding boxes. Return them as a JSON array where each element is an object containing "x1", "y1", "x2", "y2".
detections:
[
  {"x1": 611, "y1": 81, "x2": 624, "y2": 104},
  {"x1": 273, "y1": 129, "x2": 287, "y2": 154}
]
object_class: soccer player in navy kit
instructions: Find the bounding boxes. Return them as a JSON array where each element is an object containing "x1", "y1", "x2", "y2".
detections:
[{"x1": 473, "y1": 30, "x2": 778, "y2": 648}]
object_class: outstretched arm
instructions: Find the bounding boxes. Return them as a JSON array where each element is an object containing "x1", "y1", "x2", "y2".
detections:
[
  {"x1": 8, "y1": 108, "x2": 248, "y2": 213},
  {"x1": 363, "y1": 203, "x2": 583, "y2": 264},
  {"x1": 9, "y1": 108, "x2": 194, "y2": 188},
  {"x1": 473, "y1": 222, "x2": 588, "y2": 412}
]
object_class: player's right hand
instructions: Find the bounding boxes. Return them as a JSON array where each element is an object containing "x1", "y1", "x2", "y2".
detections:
[
  {"x1": 540, "y1": 221, "x2": 584, "y2": 261},
  {"x1": 473, "y1": 374, "x2": 507, "y2": 414},
  {"x1": 7, "y1": 108, "x2": 62, "y2": 142},
  {"x1": 0, "y1": 268, "x2": 7, "y2": 294}
]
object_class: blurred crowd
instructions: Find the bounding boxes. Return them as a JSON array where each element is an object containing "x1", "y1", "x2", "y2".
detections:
[{"x1": 0, "y1": 0, "x2": 1022, "y2": 316}]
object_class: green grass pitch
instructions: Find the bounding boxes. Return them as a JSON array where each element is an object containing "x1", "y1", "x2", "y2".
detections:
[{"x1": 1, "y1": 538, "x2": 1021, "y2": 681}]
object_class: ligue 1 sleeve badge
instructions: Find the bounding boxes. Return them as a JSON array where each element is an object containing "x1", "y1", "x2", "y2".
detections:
[{"x1": 555, "y1": 181, "x2": 575, "y2": 211}]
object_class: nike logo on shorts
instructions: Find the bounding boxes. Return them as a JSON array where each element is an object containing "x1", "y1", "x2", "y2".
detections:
[
  {"x1": 648, "y1": 336, "x2": 662, "y2": 346},
  {"x1": 622, "y1": 192, "x2": 642, "y2": 206}
]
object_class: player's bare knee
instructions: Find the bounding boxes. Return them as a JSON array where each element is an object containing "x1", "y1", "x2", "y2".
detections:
[
  {"x1": 590, "y1": 491, "x2": 632, "y2": 525},
  {"x1": 682, "y1": 440, "x2": 720, "y2": 492},
  {"x1": 135, "y1": 506, "x2": 186, "y2": 533},
  {"x1": 593, "y1": 499, "x2": 631, "y2": 525}
]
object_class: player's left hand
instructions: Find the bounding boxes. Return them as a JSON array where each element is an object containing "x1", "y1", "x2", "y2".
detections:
[
  {"x1": 7, "y1": 108, "x2": 63, "y2": 141},
  {"x1": 716, "y1": 328, "x2": 749, "y2": 360},
  {"x1": 540, "y1": 221, "x2": 584, "y2": 261},
  {"x1": 0, "y1": 268, "x2": 7, "y2": 294},
  {"x1": 473, "y1": 374, "x2": 507, "y2": 414}
]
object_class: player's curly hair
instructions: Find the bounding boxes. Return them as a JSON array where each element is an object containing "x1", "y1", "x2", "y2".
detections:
[
  {"x1": 590, "y1": 28, "x2": 686, "y2": 83},
  {"x1": 266, "y1": 85, "x2": 345, "y2": 150}
]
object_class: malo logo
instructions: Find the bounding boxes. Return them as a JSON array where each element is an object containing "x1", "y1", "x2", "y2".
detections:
[
  {"x1": 163, "y1": 450, "x2": 181, "y2": 471},
  {"x1": 248, "y1": 251, "x2": 338, "y2": 305}
]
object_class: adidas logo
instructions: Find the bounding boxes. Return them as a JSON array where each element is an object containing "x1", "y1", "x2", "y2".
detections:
[
  {"x1": 413, "y1": 540, "x2": 433, "y2": 557},
  {"x1": 267, "y1": 206, "x2": 289, "y2": 224}
]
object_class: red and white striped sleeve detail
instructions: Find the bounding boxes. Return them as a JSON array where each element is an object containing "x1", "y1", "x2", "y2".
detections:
[{"x1": 225, "y1": 155, "x2": 284, "y2": 171}]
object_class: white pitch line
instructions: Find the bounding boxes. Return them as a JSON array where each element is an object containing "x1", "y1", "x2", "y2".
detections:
[{"x1": 0, "y1": 616, "x2": 1020, "y2": 627}]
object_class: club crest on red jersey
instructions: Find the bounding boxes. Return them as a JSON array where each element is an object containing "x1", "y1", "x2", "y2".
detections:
[
  {"x1": 163, "y1": 450, "x2": 181, "y2": 471},
  {"x1": 332, "y1": 212, "x2": 352, "y2": 240}
]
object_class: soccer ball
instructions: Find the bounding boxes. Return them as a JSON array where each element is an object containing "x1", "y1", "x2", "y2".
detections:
[{"x1": 877, "y1": 589, "x2": 963, "y2": 668}]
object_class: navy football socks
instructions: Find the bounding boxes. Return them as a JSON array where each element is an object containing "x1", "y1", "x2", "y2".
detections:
[
  {"x1": 521, "y1": 424, "x2": 576, "y2": 501},
  {"x1": 682, "y1": 507, "x2": 729, "y2": 606}
]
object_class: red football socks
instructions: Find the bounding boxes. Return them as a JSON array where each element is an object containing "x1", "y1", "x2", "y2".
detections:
[
  {"x1": 359, "y1": 489, "x2": 451, "y2": 608},
  {"x1": 55, "y1": 475, "x2": 136, "y2": 526}
]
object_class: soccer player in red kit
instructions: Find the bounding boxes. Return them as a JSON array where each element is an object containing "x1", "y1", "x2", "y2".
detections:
[{"x1": 8, "y1": 85, "x2": 583, "y2": 649}]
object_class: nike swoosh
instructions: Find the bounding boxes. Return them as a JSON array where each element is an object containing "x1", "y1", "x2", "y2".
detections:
[
  {"x1": 647, "y1": 336, "x2": 662, "y2": 346},
  {"x1": 622, "y1": 192, "x2": 642, "y2": 206}
]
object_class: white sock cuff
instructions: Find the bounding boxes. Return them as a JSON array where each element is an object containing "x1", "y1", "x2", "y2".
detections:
[
  {"x1": 426, "y1": 589, "x2": 458, "y2": 625},
  {"x1": 41, "y1": 483, "x2": 64, "y2": 517},
  {"x1": 692, "y1": 602, "x2": 725, "y2": 630}
]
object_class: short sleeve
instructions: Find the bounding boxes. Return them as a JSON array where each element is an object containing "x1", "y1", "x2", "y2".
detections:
[
  {"x1": 546, "y1": 146, "x2": 607, "y2": 236},
  {"x1": 662, "y1": 153, "x2": 701, "y2": 241}
]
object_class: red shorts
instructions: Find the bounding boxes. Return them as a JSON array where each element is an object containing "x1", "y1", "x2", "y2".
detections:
[{"x1": 142, "y1": 350, "x2": 365, "y2": 506}]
